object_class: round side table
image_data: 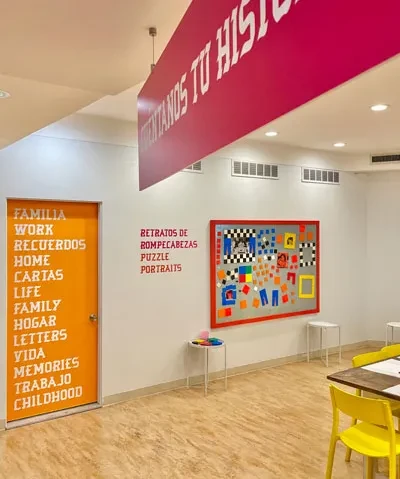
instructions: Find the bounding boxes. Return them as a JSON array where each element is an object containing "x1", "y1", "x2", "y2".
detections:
[{"x1": 186, "y1": 340, "x2": 227, "y2": 396}]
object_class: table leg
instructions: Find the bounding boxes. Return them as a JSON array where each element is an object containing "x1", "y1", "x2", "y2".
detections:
[
  {"x1": 326, "y1": 329, "x2": 329, "y2": 367},
  {"x1": 338, "y1": 327, "x2": 341, "y2": 364},
  {"x1": 224, "y1": 344, "x2": 227, "y2": 390},
  {"x1": 386, "y1": 325, "x2": 388, "y2": 346},
  {"x1": 306, "y1": 324, "x2": 310, "y2": 362},
  {"x1": 392, "y1": 326, "x2": 394, "y2": 346}
]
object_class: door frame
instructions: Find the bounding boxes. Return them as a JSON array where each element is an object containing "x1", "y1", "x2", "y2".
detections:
[{"x1": 4, "y1": 197, "x2": 103, "y2": 429}]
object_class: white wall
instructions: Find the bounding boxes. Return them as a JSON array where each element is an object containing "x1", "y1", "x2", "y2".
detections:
[
  {"x1": 36, "y1": 113, "x2": 138, "y2": 148},
  {"x1": 0, "y1": 132, "x2": 368, "y2": 421},
  {"x1": 366, "y1": 172, "x2": 400, "y2": 340}
]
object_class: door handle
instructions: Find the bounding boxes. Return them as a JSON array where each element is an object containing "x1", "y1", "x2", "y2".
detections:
[{"x1": 89, "y1": 314, "x2": 98, "y2": 322}]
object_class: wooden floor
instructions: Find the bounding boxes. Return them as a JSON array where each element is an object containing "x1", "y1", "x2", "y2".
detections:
[{"x1": 0, "y1": 349, "x2": 372, "y2": 478}]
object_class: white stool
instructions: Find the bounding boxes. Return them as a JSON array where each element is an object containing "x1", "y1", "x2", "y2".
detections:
[
  {"x1": 306, "y1": 321, "x2": 341, "y2": 367},
  {"x1": 386, "y1": 322, "x2": 400, "y2": 346},
  {"x1": 186, "y1": 340, "x2": 227, "y2": 396}
]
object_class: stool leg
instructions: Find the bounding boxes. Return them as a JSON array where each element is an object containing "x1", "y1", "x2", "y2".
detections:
[
  {"x1": 207, "y1": 349, "x2": 209, "y2": 393},
  {"x1": 204, "y1": 348, "x2": 208, "y2": 397},
  {"x1": 307, "y1": 324, "x2": 310, "y2": 362},
  {"x1": 386, "y1": 325, "x2": 389, "y2": 346},
  {"x1": 326, "y1": 329, "x2": 329, "y2": 368},
  {"x1": 392, "y1": 326, "x2": 394, "y2": 346},
  {"x1": 186, "y1": 343, "x2": 190, "y2": 388},
  {"x1": 224, "y1": 344, "x2": 227, "y2": 390},
  {"x1": 338, "y1": 327, "x2": 341, "y2": 364},
  {"x1": 320, "y1": 328, "x2": 322, "y2": 360}
]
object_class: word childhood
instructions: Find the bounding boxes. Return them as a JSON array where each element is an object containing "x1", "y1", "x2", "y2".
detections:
[{"x1": 140, "y1": 0, "x2": 301, "y2": 151}]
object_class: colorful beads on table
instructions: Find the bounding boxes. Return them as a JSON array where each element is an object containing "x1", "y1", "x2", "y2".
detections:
[{"x1": 192, "y1": 338, "x2": 223, "y2": 346}]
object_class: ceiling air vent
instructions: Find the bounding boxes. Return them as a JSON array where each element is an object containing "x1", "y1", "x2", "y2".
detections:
[
  {"x1": 232, "y1": 160, "x2": 279, "y2": 180},
  {"x1": 183, "y1": 161, "x2": 203, "y2": 173},
  {"x1": 302, "y1": 167, "x2": 340, "y2": 185},
  {"x1": 371, "y1": 154, "x2": 400, "y2": 164}
]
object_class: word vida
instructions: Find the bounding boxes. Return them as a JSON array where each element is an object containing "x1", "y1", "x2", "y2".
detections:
[{"x1": 140, "y1": 0, "x2": 302, "y2": 151}]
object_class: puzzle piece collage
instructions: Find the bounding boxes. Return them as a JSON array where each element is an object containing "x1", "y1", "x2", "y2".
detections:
[{"x1": 211, "y1": 221, "x2": 319, "y2": 328}]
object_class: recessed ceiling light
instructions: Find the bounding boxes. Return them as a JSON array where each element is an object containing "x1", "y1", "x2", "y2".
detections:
[
  {"x1": 265, "y1": 131, "x2": 278, "y2": 137},
  {"x1": 371, "y1": 104, "x2": 389, "y2": 112},
  {"x1": 333, "y1": 142, "x2": 346, "y2": 148},
  {"x1": 0, "y1": 90, "x2": 10, "y2": 99}
]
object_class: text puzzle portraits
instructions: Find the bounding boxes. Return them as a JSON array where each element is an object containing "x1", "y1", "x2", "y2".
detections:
[{"x1": 210, "y1": 221, "x2": 320, "y2": 328}]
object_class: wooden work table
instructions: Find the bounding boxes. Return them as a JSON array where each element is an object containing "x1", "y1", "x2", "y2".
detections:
[{"x1": 327, "y1": 360, "x2": 400, "y2": 400}]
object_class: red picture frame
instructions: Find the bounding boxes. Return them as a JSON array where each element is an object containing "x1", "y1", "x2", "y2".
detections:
[{"x1": 210, "y1": 220, "x2": 320, "y2": 329}]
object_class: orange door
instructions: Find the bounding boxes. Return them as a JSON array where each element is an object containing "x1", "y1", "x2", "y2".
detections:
[{"x1": 7, "y1": 200, "x2": 99, "y2": 422}]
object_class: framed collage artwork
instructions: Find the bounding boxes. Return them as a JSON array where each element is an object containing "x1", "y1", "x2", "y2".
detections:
[{"x1": 210, "y1": 220, "x2": 320, "y2": 329}]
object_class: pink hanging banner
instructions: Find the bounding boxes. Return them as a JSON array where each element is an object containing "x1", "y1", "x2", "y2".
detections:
[{"x1": 138, "y1": 0, "x2": 400, "y2": 190}]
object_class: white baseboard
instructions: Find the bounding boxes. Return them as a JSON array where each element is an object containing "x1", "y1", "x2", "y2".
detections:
[{"x1": 103, "y1": 340, "x2": 373, "y2": 407}]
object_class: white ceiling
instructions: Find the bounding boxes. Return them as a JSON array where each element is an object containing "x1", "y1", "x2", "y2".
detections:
[
  {"x1": 0, "y1": 0, "x2": 189, "y2": 148},
  {"x1": 247, "y1": 54, "x2": 400, "y2": 155},
  {"x1": 81, "y1": 83, "x2": 144, "y2": 122},
  {"x1": 81, "y1": 54, "x2": 400, "y2": 156}
]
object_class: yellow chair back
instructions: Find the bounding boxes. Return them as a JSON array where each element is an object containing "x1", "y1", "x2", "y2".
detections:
[
  {"x1": 381, "y1": 344, "x2": 400, "y2": 357},
  {"x1": 329, "y1": 384, "x2": 393, "y2": 428},
  {"x1": 352, "y1": 350, "x2": 388, "y2": 368}
]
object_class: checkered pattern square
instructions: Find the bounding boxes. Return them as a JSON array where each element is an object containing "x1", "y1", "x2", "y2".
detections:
[
  {"x1": 224, "y1": 253, "x2": 256, "y2": 264},
  {"x1": 223, "y1": 228, "x2": 256, "y2": 264},
  {"x1": 299, "y1": 242, "x2": 316, "y2": 267},
  {"x1": 221, "y1": 268, "x2": 239, "y2": 285},
  {"x1": 224, "y1": 228, "x2": 256, "y2": 239}
]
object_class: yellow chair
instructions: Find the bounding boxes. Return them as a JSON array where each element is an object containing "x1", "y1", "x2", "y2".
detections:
[
  {"x1": 346, "y1": 351, "x2": 400, "y2": 463},
  {"x1": 326, "y1": 384, "x2": 400, "y2": 479},
  {"x1": 380, "y1": 345, "x2": 400, "y2": 422},
  {"x1": 352, "y1": 350, "x2": 389, "y2": 368},
  {"x1": 382, "y1": 344, "x2": 400, "y2": 357}
]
